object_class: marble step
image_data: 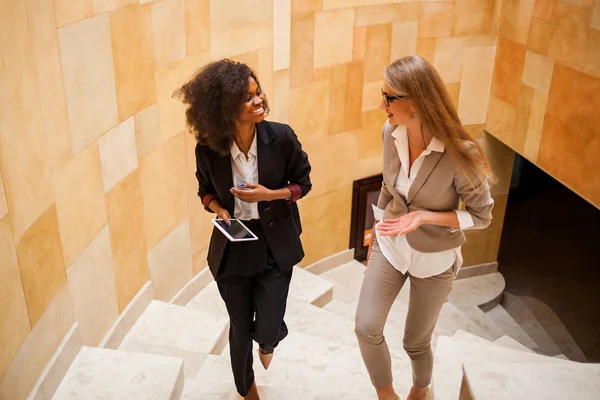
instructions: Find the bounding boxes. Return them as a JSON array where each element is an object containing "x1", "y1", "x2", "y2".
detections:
[
  {"x1": 119, "y1": 300, "x2": 229, "y2": 375},
  {"x1": 461, "y1": 361, "x2": 600, "y2": 400},
  {"x1": 322, "y1": 298, "x2": 357, "y2": 320},
  {"x1": 519, "y1": 295, "x2": 587, "y2": 362},
  {"x1": 321, "y1": 260, "x2": 366, "y2": 303},
  {"x1": 187, "y1": 281, "x2": 228, "y2": 318},
  {"x1": 501, "y1": 292, "x2": 562, "y2": 356},
  {"x1": 432, "y1": 330, "x2": 571, "y2": 400},
  {"x1": 53, "y1": 346, "x2": 184, "y2": 399},
  {"x1": 289, "y1": 266, "x2": 334, "y2": 307},
  {"x1": 494, "y1": 335, "x2": 534, "y2": 353},
  {"x1": 462, "y1": 306, "x2": 504, "y2": 340},
  {"x1": 485, "y1": 304, "x2": 540, "y2": 351},
  {"x1": 437, "y1": 302, "x2": 493, "y2": 340},
  {"x1": 448, "y1": 272, "x2": 505, "y2": 311}
]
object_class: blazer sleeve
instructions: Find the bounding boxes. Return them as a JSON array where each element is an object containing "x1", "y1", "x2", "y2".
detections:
[
  {"x1": 453, "y1": 166, "x2": 494, "y2": 230},
  {"x1": 376, "y1": 181, "x2": 394, "y2": 211},
  {"x1": 284, "y1": 126, "x2": 312, "y2": 202},
  {"x1": 195, "y1": 144, "x2": 218, "y2": 212}
]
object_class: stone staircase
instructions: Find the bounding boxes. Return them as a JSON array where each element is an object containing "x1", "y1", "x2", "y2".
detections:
[{"x1": 39, "y1": 250, "x2": 598, "y2": 399}]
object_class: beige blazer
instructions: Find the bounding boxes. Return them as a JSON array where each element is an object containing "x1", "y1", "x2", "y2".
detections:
[{"x1": 377, "y1": 121, "x2": 494, "y2": 253}]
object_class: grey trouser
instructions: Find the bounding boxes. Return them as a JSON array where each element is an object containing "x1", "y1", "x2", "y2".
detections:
[{"x1": 354, "y1": 242, "x2": 453, "y2": 388}]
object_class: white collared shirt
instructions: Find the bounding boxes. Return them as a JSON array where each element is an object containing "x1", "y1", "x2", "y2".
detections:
[
  {"x1": 230, "y1": 132, "x2": 260, "y2": 220},
  {"x1": 373, "y1": 125, "x2": 474, "y2": 278}
]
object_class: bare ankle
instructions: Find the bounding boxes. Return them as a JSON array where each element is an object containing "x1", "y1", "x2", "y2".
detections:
[
  {"x1": 376, "y1": 384, "x2": 399, "y2": 400},
  {"x1": 244, "y1": 381, "x2": 260, "y2": 400}
]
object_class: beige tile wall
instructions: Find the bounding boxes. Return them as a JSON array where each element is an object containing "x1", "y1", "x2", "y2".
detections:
[{"x1": 0, "y1": 1, "x2": 531, "y2": 396}]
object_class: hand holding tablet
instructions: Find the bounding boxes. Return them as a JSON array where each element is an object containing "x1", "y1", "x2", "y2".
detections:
[{"x1": 212, "y1": 219, "x2": 259, "y2": 242}]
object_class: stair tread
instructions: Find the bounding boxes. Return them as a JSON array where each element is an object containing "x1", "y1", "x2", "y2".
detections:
[
  {"x1": 448, "y1": 272, "x2": 505, "y2": 309},
  {"x1": 502, "y1": 293, "x2": 562, "y2": 356},
  {"x1": 462, "y1": 306, "x2": 504, "y2": 340},
  {"x1": 494, "y1": 335, "x2": 534, "y2": 353},
  {"x1": 463, "y1": 361, "x2": 600, "y2": 400},
  {"x1": 322, "y1": 299, "x2": 357, "y2": 320},
  {"x1": 485, "y1": 304, "x2": 540, "y2": 351},
  {"x1": 289, "y1": 266, "x2": 334, "y2": 305},
  {"x1": 187, "y1": 281, "x2": 228, "y2": 317},
  {"x1": 321, "y1": 260, "x2": 366, "y2": 304},
  {"x1": 53, "y1": 346, "x2": 184, "y2": 400}
]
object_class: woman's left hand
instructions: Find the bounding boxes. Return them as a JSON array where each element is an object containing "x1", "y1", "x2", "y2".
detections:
[
  {"x1": 376, "y1": 211, "x2": 425, "y2": 237},
  {"x1": 230, "y1": 183, "x2": 273, "y2": 203}
]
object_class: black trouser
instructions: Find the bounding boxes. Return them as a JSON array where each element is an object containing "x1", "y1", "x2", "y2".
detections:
[{"x1": 215, "y1": 220, "x2": 293, "y2": 396}]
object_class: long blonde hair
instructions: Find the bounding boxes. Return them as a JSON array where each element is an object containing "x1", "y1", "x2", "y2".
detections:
[{"x1": 384, "y1": 55, "x2": 495, "y2": 186}]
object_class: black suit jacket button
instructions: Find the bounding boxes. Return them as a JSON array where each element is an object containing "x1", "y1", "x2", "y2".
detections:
[{"x1": 268, "y1": 221, "x2": 275, "y2": 228}]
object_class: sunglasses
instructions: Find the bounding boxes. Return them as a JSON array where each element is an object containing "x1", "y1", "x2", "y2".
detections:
[{"x1": 381, "y1": 89, "x2": 409, "y2": 107}]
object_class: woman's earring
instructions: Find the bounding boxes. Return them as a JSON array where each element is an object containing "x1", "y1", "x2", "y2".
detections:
[{"x1": 412, "y1": 111, "x2": 416, "y2": 117}]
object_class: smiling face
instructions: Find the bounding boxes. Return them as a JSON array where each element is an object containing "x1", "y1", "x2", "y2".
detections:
[
  {"x1": 236, "y1": 77, "x2": 266, "y2": 124},
  {"x1": 379, "y1": 81, "x2": 415, "y2": 126}
]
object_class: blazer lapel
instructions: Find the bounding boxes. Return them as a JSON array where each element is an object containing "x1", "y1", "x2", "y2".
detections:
[
  {"x1": 407, "y1": 151, "x2": 443, "y2": 203},
  {"x1": 256, "y1": 121, "x2": 276, "y2": 189},
  {"x1": 213, "y1": 152, "x2": 235, "y2": 213},
  {"x1": 383, "y1": 125, "x2": 401, "y2": 200}
]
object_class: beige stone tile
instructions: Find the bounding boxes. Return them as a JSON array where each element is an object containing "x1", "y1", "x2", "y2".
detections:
[
  {"x1": 298, "y1": 185, "x2": 353, "y2": 266},
  {"x1": 522, "y1": 51, "x2": 554, "y2": 94},
  {"x1": 0, "y1": 285, "x2": 73, "y2": 400},
  {"x1": 67, "y1": 227, "x2": 119, "y2": 346},
  {"x1": 58, "y1": 14, "x2": 119, "y2": 153},
  {"x1": 418, "y1": 2, "x2": 455, "y2": 39},
  {"x1": 364, "y1": 23, "x2": 392, "y2": 82},
  {"x1": 25, "y1": 0, "x2": 73, "y2": 175},
  {"x1": 582, "y1": 28, "x2": 600, "y2": 79},
  {"x1": 345, "y1": 62, "x2": 364, "y2": 131},
  {"x1": 98, "y1": 117, "x2": 139, "y2": 193},
  {"x1": 458, "y1": 46, "x2": 496, "y2": 125},
  {"x1": 359, "y1": 110, "x2": 387, "y2": 159},
  {"x1": 139, "y1": 133, "x2": 188, "y2": 250},
  {"x1": 353, "y1": 26, "x2": 366, "y2": 60},
  {"x1": 110, "y1": 3, "x2": 156, "y2": 121},
  {"x1": 328, "y1": 64, "x2": 348, "y2": 135},
  {"x1": 118, "y1": 0, "x2": 139, "y2": 7},
  {"x1": 209, "y1": 0, "x2": 272, "y2": 32},
  {"x1": 0, "y1": 217, "x2": 31, "y2": 379},
  {"x1": 185, "y1": 0, "x2": 210, "y2": 56},
  {"x1": 491, "y1": 36, "x2": 528, "y2": 105},
  {"x1": 94, "y1": 0, "x2": 118, "y2": 14},
  {"x1": 257, "y1": 48, "x2": 275, "y2": 105},
  {"x1": 147, "y1": 220, "x2": 193, "y2": 301},
  {"x1": 290, "y1": 13, "x2": 314, "y2": 88},
  {"x1": 0, "y1": 0, "x2": 53, "y2": 240},
  {"x1": 523, "y1": 90, "x2": 549, "y2": 163},
  {"x1": 463, "y1": 124, "x2": 485, "y2": 139},
  {"x1": 15, "y1": 205, "x2": 67, "y2": 328},
  {"x1": 322, "y1": 0, "x2": 404, "y2": 10},
  {"x1": 106, "y1": 170, "x2": 149, "y2": 312},
  {"x1": 454, "y1": 0, "x2": 494, "y2": 36},
  {"x1": 274, "y1": 0, "x2": 291, "y2": 71},
  {"x1": 355, "y1": 3, "x2": 419, "y2": 26},
  {"x1": 391, "y1": 21, "x2": 418, "y2": 62},
  {"x1": 512, "y1": 83, "x2": 535, "y2": 154},
  {"x1": 548, "y1": 2, "x2": 591, "y2": 68},
  {"x1": 0, "y1": 171, "x2": 7, "y2": 220},
  {"x1": 446, "y1": 82, "x2": 461, "y2": 109},
  {"x1": 485, "y1": 96, "x2": 517, "y2": 148},
  {"x1": 362, "y1": 81, "x2": 384, "y2": 111},
  {"x1": 500, "y1": 0, "x2": 535, "y2": 44},
  {"x1": 271, "y1": 69, "x2": 290, "y2": 123},
  {"x1": 289, "y1": 81, "x2": 330, "y2": 142},
  {"x1": 150, "y1": 0, "x2": 186, "y2": 68},
  {"x1": 302, "y1": 133, "x2": 358, "y2": 197},
  {"x1": 211, "y1": 23, "x2": 272, "y2": 59},
  {"x1": 292, "y1": 0, "x2": 322, "y2": 14},
  {"x1": 54, "y1": 0, "x2": 94, "y2": 28},
  {"x1": 155, "y1": 52, "x2": 211, "y2": 142},
  {"x1": 593, "y1": 0, "x2": 600, "y2": 29},
  {"x1": 52, "y1": 143, "x2": 107, "y2": 267},
  {"x1": 314, "y1": 9, "x2": 355, "y2": 68},
  {"x1": 135, "y1": 105, "x2": 160, "y2": 157},
  {"x1": 533, "y1": 0, "x2": 556, "y2": 22},
  {"x1": 416, "y1": 38, "x2": 437, "y2": 63},
  {"x1": 528, "y1": 16, "x2": 552, "y2": 56},
  {"x1": 434, "y1": 38, "x2": 466, "y2": 83},
  {"x1": 356, "y1": 154, "x2": 383, "y2": 181}
]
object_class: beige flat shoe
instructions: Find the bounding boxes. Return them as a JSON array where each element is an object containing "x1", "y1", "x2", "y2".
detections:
[{"x1": 258, "y1": 349, "x2": 273, "y2": 370}]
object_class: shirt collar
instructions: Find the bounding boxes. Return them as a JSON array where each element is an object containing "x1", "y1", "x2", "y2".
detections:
[
  {"x1": 230, "y1": 129, "x2": 258, "y2": 160},
  {"x1": 391, "y1": 125, "x2": 445, "y2": 154}
]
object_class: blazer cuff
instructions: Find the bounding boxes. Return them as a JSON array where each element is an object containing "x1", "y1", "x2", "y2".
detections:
[
  {"x1": 286, "y1": 184, "x2": 302, "y2": 203},
  {"x1": 202, "y1": 193, "x2": 218, "y2": 212}
]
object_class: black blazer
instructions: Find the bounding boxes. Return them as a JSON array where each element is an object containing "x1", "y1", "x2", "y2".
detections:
[{"x1": 195, "y1": 120, "x2": 312, "y2": 276}]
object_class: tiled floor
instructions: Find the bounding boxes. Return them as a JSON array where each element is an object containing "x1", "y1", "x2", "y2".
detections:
[{"x1": 498, "y1": 158, "x2": 600, "y2": 362}]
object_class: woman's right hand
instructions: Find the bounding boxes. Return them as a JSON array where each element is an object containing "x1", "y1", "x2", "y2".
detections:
[{"x1": 209, "y1": 200, "x2": 231, "y2": 225}]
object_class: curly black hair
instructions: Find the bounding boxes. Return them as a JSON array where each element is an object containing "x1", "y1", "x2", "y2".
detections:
[{"x1": 174, "y1": 59, "x2": 270, "y2": 155}]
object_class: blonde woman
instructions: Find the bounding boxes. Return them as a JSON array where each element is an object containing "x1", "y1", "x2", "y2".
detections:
[{"x1": 354, "y1": 55, "x2": 495, "y2": 400}]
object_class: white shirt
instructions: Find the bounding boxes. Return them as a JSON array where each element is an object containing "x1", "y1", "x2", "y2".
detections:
[
  {"x1": 373, "y1": 125, "x2": 474, "y2": 278},
  {"x1": 230, "y1": 132, "x2": 260, "y2": 220}
]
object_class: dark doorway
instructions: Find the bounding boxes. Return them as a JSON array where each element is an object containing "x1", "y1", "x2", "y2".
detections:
[{"x1": 498, "y1": 155, "x2": 600, "y2": 361}]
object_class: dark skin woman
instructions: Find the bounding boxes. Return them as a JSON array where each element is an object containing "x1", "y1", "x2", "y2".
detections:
[{"x1": 176, "y1": 60, "x2": 312, "y2": 400}]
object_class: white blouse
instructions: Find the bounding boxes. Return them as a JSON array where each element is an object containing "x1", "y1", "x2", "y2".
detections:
[
  {"x1": 373, "y1": 125, "x2": 475, "y2": 278},
  {"x1": 230, "y1": 132, "x2": 260, "y2": 220}
]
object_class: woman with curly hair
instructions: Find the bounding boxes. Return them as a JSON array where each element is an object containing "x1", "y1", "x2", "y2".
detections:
[{"x1": 176, "y1": 59, "x2": 311, "y2": 400}]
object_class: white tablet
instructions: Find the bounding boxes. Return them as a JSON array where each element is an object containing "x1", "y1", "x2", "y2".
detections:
[{"x1": 212, "y1": 219, "x2": 259, "y2": 242}]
